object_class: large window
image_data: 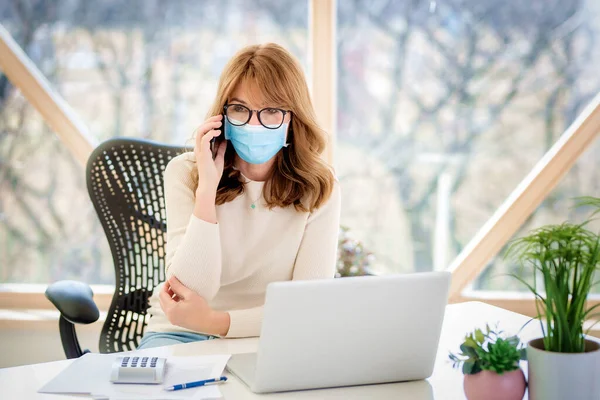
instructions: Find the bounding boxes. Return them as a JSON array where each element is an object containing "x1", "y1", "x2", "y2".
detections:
[
  {"x1": 2, "y1": 0, "x2": 600, "y2": 293},
  {"x1": 336, "y1": 0, "x2": 600, "y2": 290},
  {"x1": 0, "y1": 0, "x2": 308, "y2": 284}
]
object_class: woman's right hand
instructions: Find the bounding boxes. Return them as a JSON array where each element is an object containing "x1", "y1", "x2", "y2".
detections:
[{"x1": 194, "y1": 115, "x2": 227, "y2": 197}]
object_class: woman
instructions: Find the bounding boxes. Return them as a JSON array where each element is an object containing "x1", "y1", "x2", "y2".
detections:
[{"x1": 137, "y1": 43, "x2": 341, "y2": 349}]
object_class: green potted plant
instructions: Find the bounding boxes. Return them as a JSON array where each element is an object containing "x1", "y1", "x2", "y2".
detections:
[
  {"x1": 506, "y1": 197, "x2": 600, "y2": 400},
  {"x1": 449, "y1": 325, "x2": 527, "y2": 400},
  {"x1": 336, "y1": 226, "x2": 376, "y2": 277}
]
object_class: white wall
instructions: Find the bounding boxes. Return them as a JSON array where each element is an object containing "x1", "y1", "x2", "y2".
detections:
[{"x1": 0, "y1": 324, "x2": 102, "y2": 368}]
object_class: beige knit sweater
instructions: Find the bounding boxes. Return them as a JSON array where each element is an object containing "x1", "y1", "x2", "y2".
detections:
[{"x1": 146, "y1": 152, "x2": 341, "y2": 338}]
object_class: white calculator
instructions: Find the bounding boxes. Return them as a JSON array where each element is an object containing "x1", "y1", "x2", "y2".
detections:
[{"x1": 110, "y1": 356, "x2": 167, "y2": 384}]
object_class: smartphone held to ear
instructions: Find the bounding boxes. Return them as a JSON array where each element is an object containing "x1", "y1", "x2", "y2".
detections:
[{"x1": 210, "y1": 114, "x2": 226, "y2": 160}]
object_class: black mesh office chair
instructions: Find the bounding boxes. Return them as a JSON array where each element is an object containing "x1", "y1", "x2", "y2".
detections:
[{"x1": 45, "y1": 137, "x2": 189, "y2": 358}]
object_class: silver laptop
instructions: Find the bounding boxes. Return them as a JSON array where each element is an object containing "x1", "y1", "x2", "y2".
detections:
[{"x1": 226, "y1": 271, "x2": 451, "y2": 393}]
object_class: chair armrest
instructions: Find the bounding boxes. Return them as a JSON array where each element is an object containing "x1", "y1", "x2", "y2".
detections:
[{"x1": 45, "y1": 280, "x2": 100, "y2": 324}]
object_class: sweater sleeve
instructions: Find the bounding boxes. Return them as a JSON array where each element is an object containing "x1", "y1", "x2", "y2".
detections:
[
  {"x1": 292, "y1": 180, "x2": 341, "y2": 280},
  {"x1": 163, "y1": 154, "x2": 222, "y2": 301},
  {"x1": 224, "y1": 180, "x2": 342, "y2": 338},
  {"x1": 225, "y1": 307, "x2": 264, "y2": 338}
]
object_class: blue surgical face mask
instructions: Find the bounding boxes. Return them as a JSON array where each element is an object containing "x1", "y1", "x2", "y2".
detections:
[{"x1": 224, "y1": 118, "x2": 289, "y2": 164}]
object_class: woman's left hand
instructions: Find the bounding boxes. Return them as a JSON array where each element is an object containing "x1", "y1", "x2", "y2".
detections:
[{"x1": 159, "y1": 276, "x2": 230, "y2": 335}]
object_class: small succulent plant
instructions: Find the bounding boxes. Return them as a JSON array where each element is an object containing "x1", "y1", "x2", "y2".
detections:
[{"x1": 449, "y1": 325, "x2": 526, "y2": 375}]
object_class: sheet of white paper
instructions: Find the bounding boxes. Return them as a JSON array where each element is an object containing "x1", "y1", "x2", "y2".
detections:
[
  {"x1": 38, "y1": 353, "x2": 230, "y2": 400},
  {"x1": 92, "y1": 355, "x2": 229, "y2": 399},
  {"x1": 38, "y1": 353, "x2": 115, "y2": 394}
]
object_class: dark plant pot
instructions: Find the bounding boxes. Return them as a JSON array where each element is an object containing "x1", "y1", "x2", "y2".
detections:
[
  {"x1": 527, "y1": 338, "x2": 600, "y2": 400},
  {"x1": 463, "y1": 369, "x2": 526, "y2": 400}
]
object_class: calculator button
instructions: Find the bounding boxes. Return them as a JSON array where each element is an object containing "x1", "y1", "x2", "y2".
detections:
[
  {"x1": 151, "y1": 357, "x2": 158, "y2": 362},
  {"x1": 142, "y1": 357, "x2": 148, "y2": 362}
]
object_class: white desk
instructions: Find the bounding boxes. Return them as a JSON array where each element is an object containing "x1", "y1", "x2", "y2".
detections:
[{"x1": 0, "y1": 302, "x2": 541, "y2": 399}]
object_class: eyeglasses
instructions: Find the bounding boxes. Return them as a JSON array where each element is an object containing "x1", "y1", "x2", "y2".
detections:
[{"x1": 224, "y1": 104, "x2": 290, "y2": 129}]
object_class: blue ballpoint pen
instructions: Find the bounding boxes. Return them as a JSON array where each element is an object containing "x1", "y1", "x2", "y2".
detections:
[{"x1": 164, "y1": 376, "x2": 228, "y2": 391}]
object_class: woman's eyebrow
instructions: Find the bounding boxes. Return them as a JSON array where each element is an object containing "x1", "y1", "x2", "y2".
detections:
[
  {"x1": 230, "y1": 97, "x2": 248, "y2": 105},
  {"x1": 230, "y1": 97, "x2": 281, "y2": 109}
]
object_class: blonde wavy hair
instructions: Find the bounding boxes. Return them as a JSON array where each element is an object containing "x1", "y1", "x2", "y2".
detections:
[{"x1": 189, "y1": 43, "x2": 335, "y2": 213}]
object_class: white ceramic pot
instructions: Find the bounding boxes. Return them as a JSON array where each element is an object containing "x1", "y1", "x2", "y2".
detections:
[{"x1": 527, "y1": 338, "x2": 600, "y2": 400}]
